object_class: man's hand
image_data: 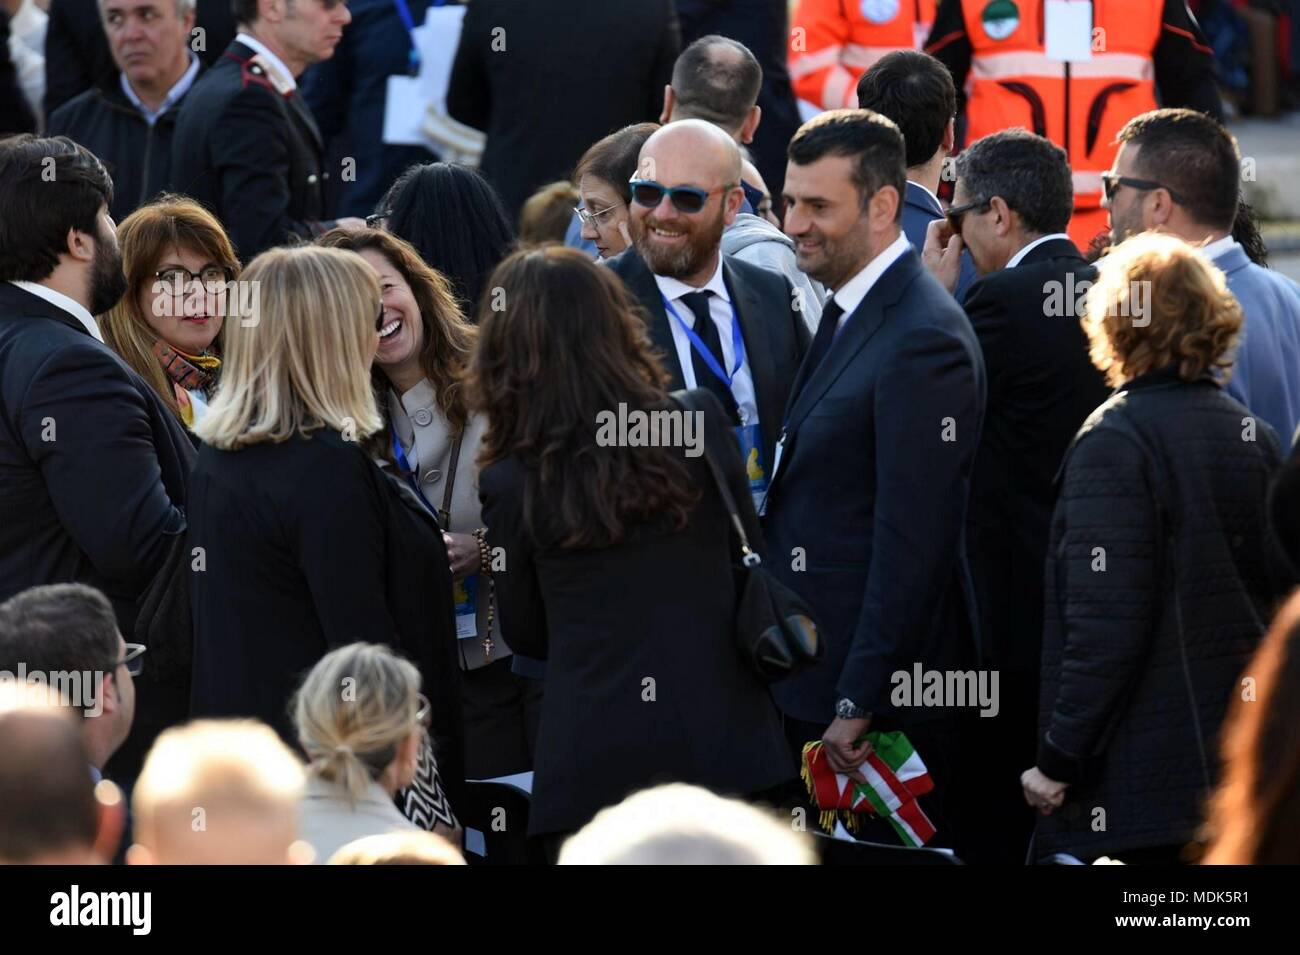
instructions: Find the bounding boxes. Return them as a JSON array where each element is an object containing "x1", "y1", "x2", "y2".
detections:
[
  {"x1": 822, "y1": 716, "x2": 873, "y2": 780},
  {"x1": 1021, "y1": 766, "x2": 1068, "y2": 815},
  {"x1": 922, "y1": 217, "x2": 964, "y2": 294}
]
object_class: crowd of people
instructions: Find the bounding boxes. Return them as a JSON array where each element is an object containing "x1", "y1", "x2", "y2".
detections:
[{"x1": 2, "y1": 1, "x2": 1300, "y2": 868}]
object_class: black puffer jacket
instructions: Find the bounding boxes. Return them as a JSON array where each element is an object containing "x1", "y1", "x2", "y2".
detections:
[{"x1": 1035, "y1": 368, "x2": 1292, "y2": 860}]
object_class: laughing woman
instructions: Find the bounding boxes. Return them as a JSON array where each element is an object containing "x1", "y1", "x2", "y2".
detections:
[
  {"x1": 316, "y1": 227, "x2": 542, "y2": 780},
  {"x1": 99, "y1": 197, "x2": 237, "y2": 431}
]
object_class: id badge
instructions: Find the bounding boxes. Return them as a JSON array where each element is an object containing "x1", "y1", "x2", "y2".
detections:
[
  {"x1": 735, "y1": 423, "x2": 769, "y2": 513},
  {"x1": 1044, "y1": 0, "x2": 1093, "y2": 62},
  {"x1": 454, "y1": 574, "x2": 478, "y2": 639}
]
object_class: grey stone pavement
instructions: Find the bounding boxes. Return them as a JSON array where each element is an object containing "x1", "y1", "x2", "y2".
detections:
[{"x1": 1231, "y1": 112, "x2": 1300, "y2": 281}]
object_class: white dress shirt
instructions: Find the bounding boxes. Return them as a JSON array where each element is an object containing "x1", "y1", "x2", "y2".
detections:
[
  {"x1": 121, "y1": 52, "x2": 201, "y2": 126},
  {"x1": 827, "y1": 231, "x2": 911, "y2": 333},
  {"x1": 1005, "y1": 232, "x2": 1071, "y2": 269},
  {"x1": 7, "y1": 281, "x2": 104, "y2": 342},
  {"x1": 235, "y1": 31, "x2": 298, "y2": 90},
  {"x1": 653, "y1": 257, "x2": 759, "y2": 428}
]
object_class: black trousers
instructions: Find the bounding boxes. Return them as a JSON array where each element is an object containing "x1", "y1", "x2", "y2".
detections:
[{"x1": 461, "y1": 657, "x2": 544, "y2": 779}]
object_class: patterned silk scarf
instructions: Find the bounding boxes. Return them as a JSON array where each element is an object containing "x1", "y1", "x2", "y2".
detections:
[{"x1": 153, "y1": 340, "x2": 221, "y2": 426}]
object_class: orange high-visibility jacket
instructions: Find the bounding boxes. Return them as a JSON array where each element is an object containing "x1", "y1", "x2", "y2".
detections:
[
  {"x1": 791, "y1": 0, "x2": 937, "y2": 110},
  {"x1": 928, "y1": 0, "x2": 1219, "y2": 247}
]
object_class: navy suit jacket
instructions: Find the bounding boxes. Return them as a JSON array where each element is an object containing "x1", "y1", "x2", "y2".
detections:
[
  {"x1": 901, "y1": 181, "x2": 977, "y2": 303},
  {"x1": 1214, "y1": 243, "x2": 1300, "y2": 447},
  {"x1": 762, "y1": 249, "x2": 986, "y2": 725},
  {"x1": 605, "y1": 248, "x2": 809, "y2": 476}
]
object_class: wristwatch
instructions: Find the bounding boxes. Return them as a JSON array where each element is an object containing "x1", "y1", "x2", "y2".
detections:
[{"x1": 835, "y1": 697, "x2": 870, "y2": 720}]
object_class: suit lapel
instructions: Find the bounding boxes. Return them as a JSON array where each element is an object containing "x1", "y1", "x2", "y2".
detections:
[
  {"x1": 782, "y1": 251, "x2": 920, "y2": 433},
  {"x1": 286, "y1": 89, "x2": 324, "y2": 154},
  {"x1": 722, "y1": 258, "x2": 779, "y2": 449},
  {"x1": 619, "y1": 251, "x2": 684, "y2": 390}
]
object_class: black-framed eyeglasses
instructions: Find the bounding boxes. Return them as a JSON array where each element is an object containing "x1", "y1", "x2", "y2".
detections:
[
  {"x1": 628, "y1": 179, "x2": 736, "y2": 215},
  {"x1": 1101, "y1": 173, "x2": 1187, "y2": 206},
  {"x1": 365, "y1": 209, "x2": 392, "y2": 229},
  {"x1": 574, "y1": 203, "x2": 619, "y2": 225},
  {"x1": 415, "y1": 692, "x2": 431, "y2": 728},
  {"x1": 946, "y1": 198, "x2": 991, "y2": 236},
  {"x1": 153, "y1": 265, "x2": 233, "y2": 294},
  {"x1": 115, "y1": 643, "x2": 146, "y2": 677}
]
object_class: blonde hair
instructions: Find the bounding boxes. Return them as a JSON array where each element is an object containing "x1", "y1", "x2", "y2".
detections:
[
  {"x1": 1083, "y1": 232, "x2": 1242, "y2": 388},
  {"x1": 293, "y1": 643, "x2": 423, "y2": 806},
  {"x1": 327, "y1": 830, "x2": 466, "y2": 866},
  {"x1": 195, "y1": 245, "x2": 383, "y2": 449},
  {"x1": 131, "y1": 719, "x2": 305, "y2": 851},
  {"x1": 98, "y1": 195, "x2": 239, "y2": 420},
  {"x1": 558, "y1": 783, "x2": 818, "y2": 865}
]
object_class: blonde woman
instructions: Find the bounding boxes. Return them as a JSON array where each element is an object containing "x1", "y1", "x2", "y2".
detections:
[
  {"x1": 315, "y1": 227, "x2": 539, "y2": 781},
  {"x1": 187, "y1": 245, "x2": 465, "y2": 817},
  {"x1": 295, "y1": 644, "x2": 460, "y2": 862},
  {"x1": 99, "y1": 196, "x2": 238, "y2": 430},
  {"x1": 1023, "y1": 233, "x2": 1289, "y2": 863}
]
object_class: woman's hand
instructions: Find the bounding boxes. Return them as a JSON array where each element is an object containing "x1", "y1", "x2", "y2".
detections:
[
  {"x1": 434, "y1": 820, "x2": 464, "y2": 850},
  {"x1": 1021, "y1": 766, "x2": 1068, "y2": 815},
  {"x1": 443, "y1": 532, "x2": 480, "y2": 581}
]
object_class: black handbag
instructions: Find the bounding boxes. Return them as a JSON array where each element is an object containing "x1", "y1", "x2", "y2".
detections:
[{"x1": 674, "y1": 390, "x2": 824, "y2": 682}]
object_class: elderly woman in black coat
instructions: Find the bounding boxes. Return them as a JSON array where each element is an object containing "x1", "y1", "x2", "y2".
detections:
[{"x1": 1022, "y1": 233, "x2": 1293, "y2": 863}]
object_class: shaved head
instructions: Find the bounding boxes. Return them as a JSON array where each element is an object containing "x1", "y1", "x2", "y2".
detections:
[{"x1": 639, "y1": 119, "x2": 743, "y2": 187}]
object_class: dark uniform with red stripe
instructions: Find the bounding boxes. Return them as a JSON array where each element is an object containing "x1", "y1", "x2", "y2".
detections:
[
  {"x1": 926, "y1": 0, "x2": 1221, "y2": 249},
  {"x1": 170, "y1": 39, "x2": 337, "y2": 260}
]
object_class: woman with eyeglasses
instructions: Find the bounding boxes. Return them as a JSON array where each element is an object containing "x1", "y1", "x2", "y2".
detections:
[
  {"x1": 314, "y1": 226, "x2": 541, "y2": 781},
  {"x1": 187, "y1": 245, "x2": 466, "y2": 821},
  {"x1": 295, "y1": 643, "x2": 461, "y2": 861},
  {"x1": 98, "y1": 196, "x2": 238, "y2": 431},
  {"x1": 572, "y1": 122, "x2": 659, "y2": 259}
]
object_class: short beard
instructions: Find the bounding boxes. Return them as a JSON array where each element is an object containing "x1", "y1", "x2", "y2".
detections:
[
  {"x1": 632, "y1": 204, "x2": 725, "y2": 280},
  {"x1": 88, "y1": 229, "x2": 128, "y2": 316}
]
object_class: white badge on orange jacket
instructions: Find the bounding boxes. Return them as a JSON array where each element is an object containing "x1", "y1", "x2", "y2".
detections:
[
  {"x1": 981, "y1": 0, "x2": 1020, "y2": 40},
  {"x1": 1044, "y1": 0, "x2": 1094, "y2": 62},
  {"x1": 454, "y1": 574, "x2": 478, "y2": 639},
  {"x1": 860, "y1": 0, "x2": 900, "y2": 24}
]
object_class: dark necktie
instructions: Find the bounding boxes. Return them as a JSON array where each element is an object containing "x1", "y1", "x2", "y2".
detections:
[
  {"x1": 680, "y1": 290, "x2": 741, "y2": 425},
  {"x1": 790, "y1": 298, "x2": 844, "y2": 403}
]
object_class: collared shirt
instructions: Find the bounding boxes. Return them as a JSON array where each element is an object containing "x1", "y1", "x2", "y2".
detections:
[
  {"x1": 235, "y1": 31, "x2": 297, "y2": 91},
  {"x1": 1005, "y1": 232, "x2": 1072, "y2": 269},
  {"x1": 827, "y1": 231, "x2": 911, "y2": 333},
  {"x1": 120, "y1": 51, "x2": 200, "y2": 126},
  {"x1": 653, "y1": 256, "x2": 759, "y2": 428},
  {"x1": 8, "y1": 281, "x2": 104, "y2": 342},
  {"x1": 1200, "y1": 234, "x2": 1237, "y2": 263}
]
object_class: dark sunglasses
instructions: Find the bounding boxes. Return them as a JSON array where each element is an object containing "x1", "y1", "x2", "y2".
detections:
[
  {"x1": 946, "y1": 197, "x2": 991, "y2": 236},
  {"x1": 628, "y1": 179, "x2": 735, "y2": 215},
  {"x1": 1101, "y1": 172, "x2": 1187, "y2": 206},
  {"x1": 365, "y1": 209, "x2": 392, "y2": 228}
]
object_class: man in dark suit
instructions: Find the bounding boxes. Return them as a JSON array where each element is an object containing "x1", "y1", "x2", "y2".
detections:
[
  {"x1": 447, "y1": 0, "x2": 680, "y2": 222},
  {"x1": 170, "y1": 0, "x2": 362, "y2": 260},
  {"x1": 47, "y1": 0, "x2": 201, "y2": 222},
  {"x1": 856, "y1": 50, "x2": 976, "y2": 301},
  {"x1": 922, "y1": 128, "x2": 1110, "y2": 863},
  {"x1": 43, "y1": 0, "x2": 235, "y2": 117},
  {"x1": 0, "y1": 136, "x2": 194, "y2": 780},
  {"x1": 606, "y1": 120, "x2": 808, "y2": 496},
  {"x1": 767, "y1": 110, "x2": 985, "y2": 849}
]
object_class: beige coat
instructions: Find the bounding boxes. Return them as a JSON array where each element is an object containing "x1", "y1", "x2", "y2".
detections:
[{"x1": 389, "y1": 381, "x2": 508, "y2": 669}]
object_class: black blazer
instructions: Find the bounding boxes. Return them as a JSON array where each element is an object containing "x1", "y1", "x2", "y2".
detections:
[
  {"x1": 605, "y1": 248, "x2": 809, "y2": 476},
  {"x1": 170, "y1": 40, "x2": 332, "y2": 259},
  {"x1": 0, "y1": 283, "x2": 193, "y2": 632},
  {"x1": 762, "y1": 249, "x2": 987, "y2": 726},
  {"x1": 963, "y1": 238, "x2": 1110, "y2": 678},
  {"x1": 187, "y1": 430, "x2": 465, "y2": 813},
  {"x1": 479, "y1": 391, "x2": 793, "y2": 835},
  {"x1": 43, "y1": 0, "x2": 235, "y2": 116},
  {"x1": 446, "y1": 0, "x2": 679, "y2": 220}
]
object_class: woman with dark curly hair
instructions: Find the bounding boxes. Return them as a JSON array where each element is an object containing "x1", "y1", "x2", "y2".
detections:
[
  {"x1": 469, "y1": 246, "x2": 793, "y2": 849},
  {"x1": 1022, "y1": 233, "x2": 1293, "y2": 863}
]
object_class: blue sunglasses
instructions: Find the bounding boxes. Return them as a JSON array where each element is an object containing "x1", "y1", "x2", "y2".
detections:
[{"x1": 628, "y1": 179, "x2": 736, "y2": 214}]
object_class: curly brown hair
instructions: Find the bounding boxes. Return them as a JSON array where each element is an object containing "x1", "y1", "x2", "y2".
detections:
[
  {"x1": 315, "y1": 227, "x2": 476, "y2": 436},
  {"x1": 1083, "y1": 232, "x2": 1241, "y2": 388},
  {"x1": 466, "y1": 246, "x2": 698, "y2": 549}
]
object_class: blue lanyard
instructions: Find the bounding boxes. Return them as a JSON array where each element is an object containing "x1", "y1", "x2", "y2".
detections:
[
  {"x1": 392, "y1": 0, "x2": 428, "y2": 74},
  {"x1": 390, "y1": 426, "x2": 439, "y2": 517},
  {"x1": 662, "y1": 294, "x2": 746, "y2": 388}
]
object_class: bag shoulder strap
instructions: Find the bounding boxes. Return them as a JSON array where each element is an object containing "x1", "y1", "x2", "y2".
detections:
[
  {"x1": 671, "y1": 389, "x2": 759, "y2": 567},
  {"x1": 439, "y1": 434, "x2": 463, "y2": 530}
]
